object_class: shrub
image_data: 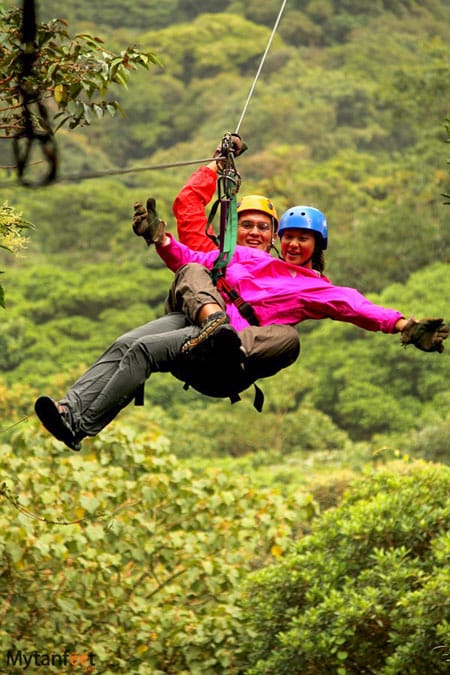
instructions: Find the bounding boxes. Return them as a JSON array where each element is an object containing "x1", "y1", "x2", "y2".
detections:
[
  {"x1": 238, "y1": 460, "x2": 450, "y2": 674},
  {"x1": 0, "y1": 422, "x2": 313, "y2": 673}
]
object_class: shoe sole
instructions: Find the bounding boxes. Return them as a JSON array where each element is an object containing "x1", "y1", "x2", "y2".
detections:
[
  {"x1": 181, "y1": 313, "x2": 228, "y2": 354},
  {"x1": 34, "y1": 396, "x2": 81, "y2": 451}
]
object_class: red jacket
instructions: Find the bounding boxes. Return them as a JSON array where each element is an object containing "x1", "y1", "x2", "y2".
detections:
[{"x1": 173, "y1": 166, "x2": 219, "y2": 252}]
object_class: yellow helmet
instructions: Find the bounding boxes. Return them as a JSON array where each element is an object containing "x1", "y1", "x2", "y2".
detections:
[{"x1": 236, "y1": 194, "x2": 279, "y2": 232}]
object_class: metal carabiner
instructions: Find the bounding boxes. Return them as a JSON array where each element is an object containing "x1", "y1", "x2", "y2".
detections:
[{"x1": 217, "y1": 132, "x2": 241, "y2": 199}]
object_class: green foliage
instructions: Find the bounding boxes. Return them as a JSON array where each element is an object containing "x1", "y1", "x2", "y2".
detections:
[
  {"x1": 0, "y1": 261, "x2": 171, "y2": 386},
  {"x1": 1, "y1": 2, "x2": 449, "y2": 451},
  {"x1": 25, "y1": 0, "x2": 450, "y2": 49},
  {"x1": 0, "y1": 8, "x2": 159, "y2": 138},
  {"x1": 0, "y1": 423, "x2": 312, "y2": 673},
  {"x1": 443, "y1": 115, "x2": 450, "y2": 203},
  {"x1": 238, "y1": 460, "x2": 450, "y2": 674},
  {"x1": 407, "y1": 406, "x2": 450, "y2": 463},
  {"x1": 300, "y1": 262, "x2": 450, "y2": 440},
  {"x1": 0, "y1": 203, "x2": 33, "y2": 307},
  {"x1": 164, "y1": 368, "x2": 349, "y2": 458},
  {"x1": 1, "y1": 4, "x2": 450, "y2": 672},
  {"x1": 9, "y1": 180, "x2": 138, "y2": 255},
  {"x1": 37, "y1": 0, "x2": 180, "y2": 32}
]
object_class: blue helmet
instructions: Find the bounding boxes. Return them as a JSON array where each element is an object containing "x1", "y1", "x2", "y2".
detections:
[{"x1": 278, "y1": 206, "x2": 328, "y2": 249}]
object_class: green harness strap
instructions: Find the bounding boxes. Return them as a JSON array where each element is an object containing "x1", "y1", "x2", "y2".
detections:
[
  {"x1": 211, "y1": 193, "x2": 238, "y2": 285},
  {"x1": 199, "y1": 133, "x2": 265, "y2": 411}
]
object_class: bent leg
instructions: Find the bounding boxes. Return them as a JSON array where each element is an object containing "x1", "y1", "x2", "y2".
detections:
[
  {"x1": 239, "y1": 325, "x2": 300, "y2": 381},
  {"x1": 79, "y1": 321, "x2": 197, "y2": 436},
  {"x1": 165, "y1": 263, "x2": 226, "y2": 323}
]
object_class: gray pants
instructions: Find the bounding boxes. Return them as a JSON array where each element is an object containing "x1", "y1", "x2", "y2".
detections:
[
  {"x1": 61, "y1": 313, "x2": 198, "y2": 437},
  {"x1": 62, "y1": 265, "x2": 300, "y2": 438}
]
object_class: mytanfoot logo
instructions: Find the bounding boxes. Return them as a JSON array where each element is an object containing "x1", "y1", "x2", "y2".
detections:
[{"x1": 5, "y1": 650, "x2": 96, "y2": 671}]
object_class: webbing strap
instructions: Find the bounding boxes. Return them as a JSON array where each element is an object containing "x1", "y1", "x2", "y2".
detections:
[
  {"x1": 182, "y1": 382, "x2": 264, "y2": 412},
  {"x1": 134, "y1": 383, "x2": 145, "y2": 406},
  {"x1": 211, "y1": 194, "x2": 238, "y2": 284},
  {"x1": 216, "y1": 277, "x2": 260, "y2": 327},
  {"x1": 253, "y1": 384, "x2": 264, "y2": 412},
  {"x1": 206, "y1": 132, "x2": 241, "y2": 278},
  {"x1": 222, "y1": 384, "x2": 264, "y2": 411},
  {"x1": 205, "y1": 198, "x2": 220, "y2": 248}
]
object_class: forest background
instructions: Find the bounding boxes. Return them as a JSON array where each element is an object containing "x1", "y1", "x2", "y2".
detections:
[{"x1": 1, "y1": 0, "x2": 450, "y2": 673}]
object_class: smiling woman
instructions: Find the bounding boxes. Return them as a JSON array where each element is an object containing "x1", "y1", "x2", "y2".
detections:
[
  {"x1": 278, "y1": 205, "x2": 328, "y2": 274},
  {"x1": 281, "y1": 230, "x2": 316, "y2": 266}
]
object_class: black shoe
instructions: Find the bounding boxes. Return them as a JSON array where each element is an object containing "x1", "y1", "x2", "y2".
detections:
[
  {"x1": 208, "y1": 324, "x2": 245, "y2": 364},
  {"x1": 34, "y1": 396, "x2": 81, "y2": 452},
  {"x1": 180, "y1": 311, "x2": 229, "y2": 355},
  {"x1": 192, "y1": 323, "x2": 246, "y2": 368},
  {"x1": 184, "y1": 325, "x2": 248, "y2": 399}
]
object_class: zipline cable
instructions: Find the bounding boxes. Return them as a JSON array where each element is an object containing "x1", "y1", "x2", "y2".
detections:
[
  {"x1": 56, "y1": 157, "x2": 222, "y2": 182},
  {"x1": 209, "y1": 0, "x2": 288, "y2": 284},
  {"x1": 0, "y1": 157, "x2": 222, "y2": 189},
  {"x1": 4, "y1": 0, "x2": 288, "y2": 186},
  {"x1": 234, "y1": 0, "x2": 288, "y2": 135}
]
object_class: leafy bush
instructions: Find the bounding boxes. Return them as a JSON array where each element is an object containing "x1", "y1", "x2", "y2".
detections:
[
  {"x1": 0, "y1": 422, "x2": 314, "y2": 673},
  {"x1": 0, "y1": 203, "x2": 32, "y2": 307},
  {"x1": 238, "y1": 460, "x2": 450, "y2": 674}
]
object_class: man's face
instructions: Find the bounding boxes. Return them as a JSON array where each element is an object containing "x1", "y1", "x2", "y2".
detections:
[{"x1": 237, "y1": 210, "x2": 274, "y2": 251}]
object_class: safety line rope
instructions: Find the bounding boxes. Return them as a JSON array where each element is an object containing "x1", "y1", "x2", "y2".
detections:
[
  {"x1": 54, "y1": 156, "x2": 220, "y2": 182},
  {"x1": 235, "y1": 0, "x2": 288, "y2": 135},
  {"x1": 0, "y1": 157, "x2": 219, "y2": 189}
]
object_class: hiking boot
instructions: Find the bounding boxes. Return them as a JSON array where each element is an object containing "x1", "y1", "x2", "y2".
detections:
[
  {"x1": 34, "y1": 396, "x2": 82, "y2": 452},
  {"x1": 180, "y1": 311, "x2": 229, "y2": 355}
]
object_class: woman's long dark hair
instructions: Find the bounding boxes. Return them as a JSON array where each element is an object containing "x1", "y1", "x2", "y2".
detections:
[{"x1": 312, "y1": 233, "x2": 326, "y2": 274}]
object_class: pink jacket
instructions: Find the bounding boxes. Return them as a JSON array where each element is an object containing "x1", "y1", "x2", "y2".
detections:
[{"x1": 157, "y1": 235, "x2": 404, "y2": 333}]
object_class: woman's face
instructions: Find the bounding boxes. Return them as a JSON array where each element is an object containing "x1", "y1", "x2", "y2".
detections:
[{"x1": 280, "y1": 228, "x2": 316, "y2": 267}]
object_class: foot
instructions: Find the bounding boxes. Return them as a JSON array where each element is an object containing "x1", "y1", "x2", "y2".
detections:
[
  {"x1": 184, "y1": 321, "x2": 245, "y2": 371},
  {"x1": 208, "y1": 324, "x2": 246, "y2": 365},
  {"x1": 34, "y1": 396, "x2": 82, "y2": 452},
  {"x1": 180, "y1": 311, "x2": 229, "y2": 355}
]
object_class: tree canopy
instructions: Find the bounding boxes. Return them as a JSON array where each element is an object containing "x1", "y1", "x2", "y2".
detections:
[{"x1": 1, "y1": 3, "x2": 449, "y2": 670}]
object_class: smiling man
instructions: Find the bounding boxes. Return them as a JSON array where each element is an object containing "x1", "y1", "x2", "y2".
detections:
[{"x1": 235, "y1": 195, "x2": 277, "y2": 250}]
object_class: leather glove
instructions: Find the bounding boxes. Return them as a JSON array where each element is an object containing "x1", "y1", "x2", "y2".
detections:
[
  {"x1": 214, "y1": 133, "x2": 248, "y2": 163},
  {"x1": 132, "y1": 198, "x2": 166, "y2": 245},
  {"x1": 401, "y1": 316, "x2": 448, "y2": 353}
]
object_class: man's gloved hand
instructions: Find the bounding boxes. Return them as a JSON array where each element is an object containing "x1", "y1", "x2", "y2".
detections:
[
  {"x1": 132, "y1": 198, "x2": 166, "y2": 245},
  {"x1": 214, "y1": 133, "x2": 248, "y2": 164},
  {"x1": 401, "y1": 316, "x2": 449, "y2": 353},
  {"x1": 229, "y1": 133, "x2": 248, "y2": 157}
]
